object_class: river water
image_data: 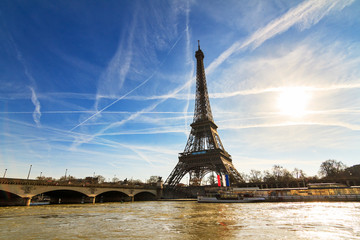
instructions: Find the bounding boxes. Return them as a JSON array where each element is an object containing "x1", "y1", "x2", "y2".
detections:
[{"x1": 0, "y1": 201, "x2": 359, "y2": 240}]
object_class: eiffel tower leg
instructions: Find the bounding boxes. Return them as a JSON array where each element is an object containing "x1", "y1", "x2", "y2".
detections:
[
  {"x1": 165, "y1": 162, "x2": 188, "y2": 187},
  {"x1": 223, "y1": 162, "x2": 244, "y2": 184}
]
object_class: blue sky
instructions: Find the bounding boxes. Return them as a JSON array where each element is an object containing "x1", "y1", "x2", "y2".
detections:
[{"x1": 1, "y1": 0, "x2": 359, "y2": 182}]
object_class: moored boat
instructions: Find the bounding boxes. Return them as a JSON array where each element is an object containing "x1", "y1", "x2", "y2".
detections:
[
  {"x1": 197, "y1": 189, "x2": 265, "y2": 203},
  {"x1": 197, "y1": 195, "x2": 265, "y2": 203}
]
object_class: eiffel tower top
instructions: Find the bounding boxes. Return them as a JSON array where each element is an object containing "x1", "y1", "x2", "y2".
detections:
[{"x1": 192, "y1": 40, "x2": 214, "y2": 125}]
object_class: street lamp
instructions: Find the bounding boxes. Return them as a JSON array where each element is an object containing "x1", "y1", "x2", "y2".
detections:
[
  {"x1": 27, "y1": 165, "x2": 32, "y2": 180},
  {"x1": 3, "y1": 169, "x2": 7, "y2": 178}
]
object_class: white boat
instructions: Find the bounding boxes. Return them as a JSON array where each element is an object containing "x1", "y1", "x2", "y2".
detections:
[
  {"x1": 197, "y1": 189, "x2": 266, "y2": 203},
  {"x1": 30, "y1": 201, "x2": 50, "y2": 206},
  {"x1": 197, "y1": 195, "x2": 265, "y2": 203}
]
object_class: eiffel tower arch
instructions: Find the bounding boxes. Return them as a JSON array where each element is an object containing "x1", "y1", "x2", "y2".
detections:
[{"x1": 165, "y1": 42, "x2": 244, "y2": 187}]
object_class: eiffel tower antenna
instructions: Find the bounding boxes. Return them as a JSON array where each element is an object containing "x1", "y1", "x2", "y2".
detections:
[{"x1": 165, "y1": 42, "x2": 243, "y2": 187}]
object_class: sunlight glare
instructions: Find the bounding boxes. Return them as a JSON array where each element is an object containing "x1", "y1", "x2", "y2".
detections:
[{"x1": 277, "y1": 87, "x2": 311, "y2": 117}]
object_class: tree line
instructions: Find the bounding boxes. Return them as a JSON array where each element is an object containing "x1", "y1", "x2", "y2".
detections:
[
  {"x1": 35, "y1": 174, "x2": 161, "y2": 186},
  {"x1": 34, "y1": 159, "x2": 358, "y2": 187},
  {"x1": 203, "y1": 159, "x2": 359, "y2": 187},
  {"x1": 237, "y1": 159, "x2": 359, "y2": 186}
]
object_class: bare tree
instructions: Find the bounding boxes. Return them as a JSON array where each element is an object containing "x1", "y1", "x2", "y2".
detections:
[
  {"x1": 239, "y1": 172, "x2": 248, "y2": 183},
  {"x1": 128, "y1": 178, "x2": 143, "y2": 185},
  {"x1": 206, "y1": 173, "x2": 216, "y2": 185},
  {"x1": 36, "y1": 176, "x2": 55, "y2": 181},
  {"x1": 292, "y1": 168, "x2": 306, "y2": 179},
  {"x1": 272, "y1": 165, "x2": 292, "y2": 181},
  {"x1": 95, "y1": 175, "x2": 105, "y2": 184},
  {"x1": 147, "y1": 176, "x2": 161, "y2": 184},
  {"x1": 59, "y1": 175, "x2": 76, "y2": 181},
  {"x1": 319, "y1": 159, "x2": 346, "y2": 178},
  {"x1": 248, "y1": 169, "x2": 262, "y2": 183},
  {"x1": 262, "y1": 170, "x2": 274, "y2": 183}
]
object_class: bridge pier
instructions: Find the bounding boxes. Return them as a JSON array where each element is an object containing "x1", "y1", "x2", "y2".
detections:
[
  {"x1": 23, "y1": 197, "x2": 32, "y2": 206},
  {"x1": 90, "y1": 196, "x2": 96, "y2": 204},
  {"x1": 157, "y1": 180, "x2": 163, "y2": 199}
]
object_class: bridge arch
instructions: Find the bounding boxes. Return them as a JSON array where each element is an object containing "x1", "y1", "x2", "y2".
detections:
[
  {"x1": 36, "y1": 189, "x2": 90, "y2": 204},
  {"x1": 31, "y1": 186, "x2": 90, "y2": 197},
  {"x1": 134, "y1": 191, "x2": 157, "y2": 201},
  {"x1": 0, "y1": 190, "x2": 25, "y2": 206},
  {"x1": 95, "y1": 190, "x2": 130, "y2": 203}
]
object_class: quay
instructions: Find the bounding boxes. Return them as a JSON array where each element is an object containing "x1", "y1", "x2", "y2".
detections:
[
  {"x1": 201, "y1": 183, "x2": 360, "y2": 203},
  {"x1": 258, "y1": 183, "x2": 360, "y2": 202}
]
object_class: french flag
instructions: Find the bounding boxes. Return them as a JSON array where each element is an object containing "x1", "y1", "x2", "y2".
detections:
[{"x1": 225, "y1": 175, "x2": 230, "y2": 187}]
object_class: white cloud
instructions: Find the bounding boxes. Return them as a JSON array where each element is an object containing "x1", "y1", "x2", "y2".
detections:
[{"x1": 29, "y1": 87, "x2": 41, "y2": 127}]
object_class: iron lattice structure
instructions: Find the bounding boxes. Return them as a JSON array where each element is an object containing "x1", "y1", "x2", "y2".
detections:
[{"x1": 165, "y1": 42, "x2": 243, "y2": 187}]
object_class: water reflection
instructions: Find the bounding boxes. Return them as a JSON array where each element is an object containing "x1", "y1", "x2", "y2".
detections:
[{"x1": 0, "y1": 202, "x2": 359, "y2": 239}]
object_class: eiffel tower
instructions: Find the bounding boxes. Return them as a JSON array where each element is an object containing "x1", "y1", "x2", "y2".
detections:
[{"x1": 165, "y1": 41, "x2": 243, "y2": 187}]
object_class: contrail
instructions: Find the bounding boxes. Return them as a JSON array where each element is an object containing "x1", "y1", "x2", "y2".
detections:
[
  {"x1": 69, "y1": 30, "x2": 187, "y2": 132},
  {"x1": 206, "y1": 0, "x2": 354, "y2": 74},
  {"x1": 71, "y1": 75, "x2": 193, "y2": 148},
  {"x1": 70, "y1": 71, "x2": 156, "y2": 132},
  {"x1": 111, "y1": 81, "x2": 360, "y2": 101},
  {"x1": 210, "y1": 83, "x2": 360, "y2": 98},
  {"x1": 90, "y1": 1, "x2": 356, "y2": 103},
  {"x1": 69, "y1": 0, "x2": 355, "y2": 138},
  {"x1": 222, "y1": 120, "x2": 360, "y2": 131}
]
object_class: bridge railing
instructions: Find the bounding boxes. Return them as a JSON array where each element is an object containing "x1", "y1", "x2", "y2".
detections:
[{"x1": 0, "y1": 178, "x2": 156, "y2": 189}]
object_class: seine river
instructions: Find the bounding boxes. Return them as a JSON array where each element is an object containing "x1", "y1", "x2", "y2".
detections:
[{"x1": 1, "y1": 201, "x2": 359, "y2": 239}]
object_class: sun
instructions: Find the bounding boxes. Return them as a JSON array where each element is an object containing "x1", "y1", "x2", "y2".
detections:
[{"x1": 277, "y1": 87, "x2": 311, "y2": 117}]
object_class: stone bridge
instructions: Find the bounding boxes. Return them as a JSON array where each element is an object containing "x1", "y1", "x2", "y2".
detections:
[{"x1": 0, "y1": 178, "x2": 162, "y2": 206}]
